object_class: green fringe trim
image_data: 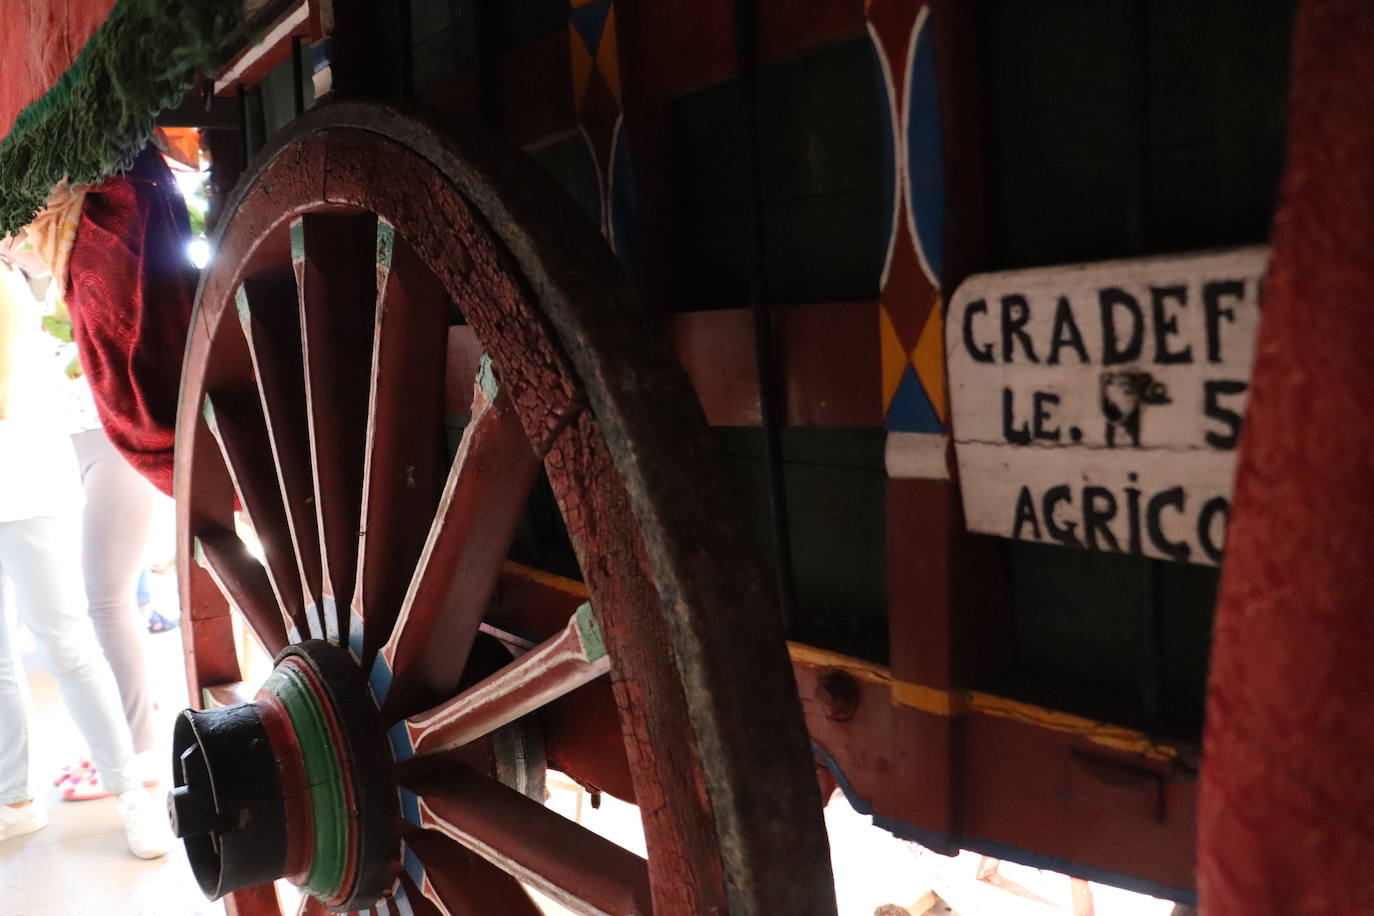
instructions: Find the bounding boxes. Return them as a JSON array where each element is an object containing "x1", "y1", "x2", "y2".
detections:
[{"x1": 0, "y1": 0, "x2": 246, "y2": 235}]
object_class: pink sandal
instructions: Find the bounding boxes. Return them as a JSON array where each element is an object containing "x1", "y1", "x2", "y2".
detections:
[
  {"x1": 53, "y1": 758, "x2": 93, "y2": 788},
  {"x1": 60, "y1": 767, "x2": 160, "y2": 802},
  {"x1": 62, "y1": 767, "x2": 114, "y2": 801}
]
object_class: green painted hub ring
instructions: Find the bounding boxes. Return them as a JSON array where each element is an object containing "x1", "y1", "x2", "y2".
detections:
[{"x1": 264, "y1": 661, "x2": 349, "y2": 900}]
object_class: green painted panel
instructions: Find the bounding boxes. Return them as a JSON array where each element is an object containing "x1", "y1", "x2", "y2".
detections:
[
  {"x1": 673, "y1": 77, "x2": 751, "y2": 308},
  {"x1": 714, "y1": 428, "x2": 888, "y2": 663},
  {"x1": 409, "y1": 1, "x2": 477, "y2": 94},
  {"x1": 761, "y1": 187, "x2": 887, "y2": 304},
  {"x1": 755, "y1": 39, "x2": 886, "y2": 204},
  {"x1": 481, "y1": 0, "x2": 569, "y2": 53},
  {"x1": 413, "y1": 30, "x2": 462, "y2": 92},
  {"x1": 1006, "y1": 542, "x2": 1151, "y2": 711},
  {"x1": 981, "y1": 1, "x2": 1136, "y2": 170},
  {"x1": 411, "y1": 0, "x2": 455, "y2": 45},
  {"x1": 988, "y1": 157, "x2": 1139, "y2": 270},
  {"x1": 1158, "y1": 561, "x2": 1219, "y2": 732},
  {"x1": 673, "y1": 37, "x2": 886, "y2": 309},
  {"x1": 528, "y1": 133, "x2": 602, "y2": 229},
  {"x1": 981, "y1": 0, "x2": 1296, "y2": 269}
]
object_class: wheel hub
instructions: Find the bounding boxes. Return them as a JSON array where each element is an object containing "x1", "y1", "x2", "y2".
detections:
[{"x1": 169, "y1": 641, "x2": 396, "y2": 911}]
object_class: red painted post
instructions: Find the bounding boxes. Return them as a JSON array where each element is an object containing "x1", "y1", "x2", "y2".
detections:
[{"x1": 1199, "y1": 2, "x2": 1374, "y2": 911}]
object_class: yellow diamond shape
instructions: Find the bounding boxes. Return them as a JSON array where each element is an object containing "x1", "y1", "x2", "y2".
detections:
[
  {"x1": 911, "y1": 296, "x2": 947, "y2": 422},
  {"x1": 569, "y1": 26, "x2": 594, "y2": 109},
  {"x1": 597, "y1": 5, "x2": 622, "y2": 103},
  {"x1": 880, "y1": 306, "x2": 907, "y2": 411}
]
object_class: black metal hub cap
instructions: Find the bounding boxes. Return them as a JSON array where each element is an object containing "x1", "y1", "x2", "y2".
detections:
[{"x1": 169, "y1": 640, "x2": 397, "y2": 911}]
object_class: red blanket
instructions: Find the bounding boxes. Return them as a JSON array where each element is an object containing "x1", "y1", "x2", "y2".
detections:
[
  {"x1": 1199, "y1": 0, "x2": 1374, "y2": 911},
  {"x1": 65, "y1": 147, "x2": 195, "y2": 496},
  {"x1": 0, "y1": 1, "x2": 116, "y2": 140}
]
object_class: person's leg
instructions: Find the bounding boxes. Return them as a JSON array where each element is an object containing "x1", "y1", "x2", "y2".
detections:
[
  {"x1": 0, "y1": 576, "x2": 31, "y2": 805},
  {"x1": 72, "y1": 429, "x2": 156, "y2": 754},
  {"x1": 0, "y1": 515, "x2": 138, "y2": 795}
]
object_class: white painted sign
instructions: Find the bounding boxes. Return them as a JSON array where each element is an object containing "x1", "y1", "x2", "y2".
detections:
[{"x1": 944, "y1": 247, "x2": 1267, "y2": 566}]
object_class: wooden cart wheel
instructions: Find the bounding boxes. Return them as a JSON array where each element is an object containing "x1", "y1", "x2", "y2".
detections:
[{"x1": 172, "y1": 102, "x2": 835, "y2": 916}]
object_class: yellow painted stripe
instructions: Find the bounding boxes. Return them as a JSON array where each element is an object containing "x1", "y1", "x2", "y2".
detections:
[
  {"x1": 891, "y1": 680, "x2": 963, "y2": 716},
  {"x1": 966, "y1": 692, "x2": 1180, "y2": 761},
  {"x1": 786, "y1": 643, "x2": 1179, "y2": 761},
  {"x1": 501, "y1": 561, "x2": 589, "y2": 599},
  {"x1": 786, "y1": 642, "x2": 892, "y2": 685}
]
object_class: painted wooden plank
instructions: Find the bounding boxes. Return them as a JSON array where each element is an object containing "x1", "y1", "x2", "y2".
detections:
[
  {"x1": 406, "y1": 769, "x2": 653, "y2": 916},
  {"x1": 215, "y1": 1, "x2": 318, "y2": 96},
  {"x1": 666, "y1": 301, "x2": 882, "y2": 427},
  {"x1": 944, "y1": 247, "x2": 1267, "y2": 565}
]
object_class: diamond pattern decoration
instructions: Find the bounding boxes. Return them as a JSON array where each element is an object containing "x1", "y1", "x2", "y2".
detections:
[
  {"x1": 568, "y1": 0, "x2": 637, "y2": 266},
  {"x1": 886, "y1": 364, "x2": 942, "y2": 434},
  {"x1": 880, "y1": 306, "x2": 909, "y2": 412},
  {"x1": 569, "y1": 18, "x2": 595, "y2": 109},
  {"x1": 869, "y1": 0, "x2": 945, "y2": 432},
  {"x1": 882, "y1": 221, "x2": 937, "y2": 350},
  {"x1": 595, "y1": 3, "x2": 621, "y2": 103},
  {"x1": 911, "y1": 296, "x2": 946, "y2": 423},
  {"x1": 570, "y1": 0, "x2": 612, "y2": 57}
]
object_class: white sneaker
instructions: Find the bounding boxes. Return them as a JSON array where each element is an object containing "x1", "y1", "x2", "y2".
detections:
[
  {"x1": 0, "y1": 802, "x2": 48, "y2": 842},
  {"x1": 116, "y1": 790, "x2": 172, "y2": 859}
]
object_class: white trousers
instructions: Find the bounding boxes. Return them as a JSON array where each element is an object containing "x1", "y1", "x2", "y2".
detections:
[{"x1": 0, "y1": 515, "x2": 136, "y2": 803}]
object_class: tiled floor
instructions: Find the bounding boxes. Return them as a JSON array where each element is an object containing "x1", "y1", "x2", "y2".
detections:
[{"x1": 0, "y1": 614, "x2": 213, "y2": 916}]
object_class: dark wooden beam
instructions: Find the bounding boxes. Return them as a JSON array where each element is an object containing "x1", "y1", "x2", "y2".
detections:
[{"x1": 156, "y1": 91, "x2": 239, "y2": 130}]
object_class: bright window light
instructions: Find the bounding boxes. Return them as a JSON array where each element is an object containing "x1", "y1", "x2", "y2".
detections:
[{"x1": 187, "y1": 238, "x2": 211, "y2": 269}]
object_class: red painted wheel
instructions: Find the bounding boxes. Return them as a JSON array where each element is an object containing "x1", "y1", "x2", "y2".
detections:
[{"x1": 173, "y1": 102, "x2": 835, "y2": 916}]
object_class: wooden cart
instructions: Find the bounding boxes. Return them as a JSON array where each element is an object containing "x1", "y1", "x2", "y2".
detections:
[{"x1": 5, "y1": 0, "x2": 1332, "y2": 913}]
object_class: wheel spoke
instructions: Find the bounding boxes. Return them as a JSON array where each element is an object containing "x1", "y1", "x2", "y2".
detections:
[
  {"x1": 373, "y1": 374, "x2": 540, "y2": 720},
  {"x1": 194, "y1": 525, "x2": 289, "y2": 657},
  {"x1": 238, "y1": 273, "x2": 325, "y2": 638},
  {"x1": 202, "y1": 681, "x2": 256, "y2": 708},
  {"x1": 398, "y1": 603, "x2": 608, "y2": 758},
  {"x1": 180, "y1": 409, "x2": 247, "y2": 693},
  {"x1": 296, "y1": 897, "x2": 328, "y2": 916},
  {"x1": 224, "y1": 884, "x2": 282, "y2": 916},
  {"x1": 351, "y1": 222, "x2": 451, "y2": 663},
  {"x1": 395, "y1": 873, "x2": 443, "y2": 916},
  {"x1": 294, "y1": 213, "x2": 378, "y2": 642},
  {"x1": 402, "y1": 768, "x2": 652, "y2": 916},
  {"x1": 203, "y1": 390, "x2": 311, "y2": 640},
  {"x1": 402, "y1": 829, "x2": 542, "y2": 916}
]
